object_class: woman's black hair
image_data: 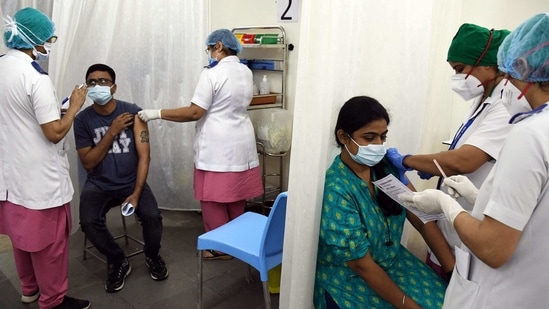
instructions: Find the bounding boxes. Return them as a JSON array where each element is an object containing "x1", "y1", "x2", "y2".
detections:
[{"x1": 335, "y1": 96, "x2": 402, "y2": 216}]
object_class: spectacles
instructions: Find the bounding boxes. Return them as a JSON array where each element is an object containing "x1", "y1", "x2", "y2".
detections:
[
  {"x1": 204, "y1": 45, "x2": 215, "y2": 55},
  {"x1": 47, "y1": 35, "x2": 58, "y2": 43},
  {"x1": 86, "y1": 78, "x2": 113, "y2": 87}
]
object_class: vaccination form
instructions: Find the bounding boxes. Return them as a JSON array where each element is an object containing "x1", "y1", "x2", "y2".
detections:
[{"x1": 373, "y1": 174, "x2": 446, "y2": 223}]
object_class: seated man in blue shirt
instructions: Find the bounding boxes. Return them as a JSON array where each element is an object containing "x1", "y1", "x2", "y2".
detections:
[{"x1": 74, "y1": 63, "x2": 168, "y2": 293}]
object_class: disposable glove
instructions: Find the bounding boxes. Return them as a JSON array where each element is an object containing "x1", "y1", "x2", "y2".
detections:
[
  {"x1": 417, "y1": 171, "x2": 434, "y2": 180},
  {"x1": 398, "y1": 189, "x2": 466, "y2": 224},
  {"x1": 442, "y1": 175, "x2": 479, "y2": 205},
  {"x1": 386, "y1": 148, "x2": 412, "y2": 172},
  {"x1": 138, "y1": 109, "x2": 162, "y2": 122},
  {"x1": 386, "y1": 148, "x2": 411, "y2": 185}
]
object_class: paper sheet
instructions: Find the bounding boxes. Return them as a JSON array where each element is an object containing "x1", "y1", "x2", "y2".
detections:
[{"x1": 372, "y1": 174, "x2": 446, "y2": 223}]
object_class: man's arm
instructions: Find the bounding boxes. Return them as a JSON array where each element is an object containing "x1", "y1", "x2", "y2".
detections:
[
  {"x1": 403, "y1": 145, "x2": 491, "y2": 176},
  {"x1": 78, "y1": 112, "x2": 134, "y2": 171},
  {"x1": 125, "y1": 115, "x2": 151, "y2": 207}
]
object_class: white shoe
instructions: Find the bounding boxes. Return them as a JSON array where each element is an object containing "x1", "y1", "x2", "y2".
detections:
[{"x1": 21, "y1": 290, "x2": 39, "y2": 303}]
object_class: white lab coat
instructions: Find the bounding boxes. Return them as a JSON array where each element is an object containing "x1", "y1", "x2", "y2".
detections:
[
  {"x1": 433, "y1": 83, "x2": 512, "y2": 264},
  {"x1": 444, "y1": 104, "x2": 549, "y2": 308},
  {"x1": 191, "y1": 55, "x2": 259, "y2": 172},
  {"x1": 0, "y1": 49, "x2": 73, "y2": 209}
]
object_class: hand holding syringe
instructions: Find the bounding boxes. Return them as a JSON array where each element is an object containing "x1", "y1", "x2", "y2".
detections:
[
  {"x1": 434, "y1": 159, "x2": 479, "y2": 204},
  {"x1": 61, "y1": 83, "x2": 87, "y2": 115}
]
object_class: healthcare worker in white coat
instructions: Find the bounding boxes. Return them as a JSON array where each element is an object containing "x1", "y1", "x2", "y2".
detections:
[
  {"x1": 400, "y1": 12, "x2": 549, "y2": 308},
  {"x1": 387, "y1": 24, "x2": 512, "y2": 280},
  {"x1": 138, "y1": 29, "x2": 263, "y2": 260}
]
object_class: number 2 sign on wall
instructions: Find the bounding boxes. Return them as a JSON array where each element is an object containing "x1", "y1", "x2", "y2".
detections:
[{"x1": 277, "y1": 0, "x2": 299, "y2": 23}]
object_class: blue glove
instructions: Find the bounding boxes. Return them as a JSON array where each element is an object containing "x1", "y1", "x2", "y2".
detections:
[
  {"x1": 386, "y1": 148, "x2": 411, "y2": 185},
  {"x1": 386, "y1": 148, "x2": 412, "y2": 172},
  {"x1": 399, "y1": 172, "x2": 410, "y2": 185},
  {"x1": 417, "y1": 171, "x2": 434, "y2": 180}
]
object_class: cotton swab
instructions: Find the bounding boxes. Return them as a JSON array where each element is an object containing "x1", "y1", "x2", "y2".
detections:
[{"x1": 433, "y1": 159, "x2": 447, "y2": 179}]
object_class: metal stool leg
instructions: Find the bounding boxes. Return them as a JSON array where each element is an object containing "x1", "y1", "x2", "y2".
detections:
[
  {"x1": 121, "y1": 212, "x2": 129, "y2": 245},
  {"x1": 197, "y1": 250, "x2": 203, "y2": 309},
  {"x1": 82, "y1": 206, "x2": 145, "y2": 264}
]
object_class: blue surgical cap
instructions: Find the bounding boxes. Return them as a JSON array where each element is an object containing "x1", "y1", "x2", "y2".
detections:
[
  {"x1": 205, "y1": 29, "x2": 242, "y2": 54},
  {"x1": 3, "y1": 7, "x2": 55, "y2": 49},
  {"x1": 498, "y1": 13, "x2": 549, "y2": 82}
]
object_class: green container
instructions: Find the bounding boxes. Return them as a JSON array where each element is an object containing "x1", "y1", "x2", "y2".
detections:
[{"x1": 254, "y1": 34, "x2": 279, "y2": 45}]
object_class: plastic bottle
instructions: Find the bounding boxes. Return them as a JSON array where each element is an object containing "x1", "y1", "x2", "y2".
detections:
[{"x1": 259, "y1": 75, "x2": 270, "y2": 95}]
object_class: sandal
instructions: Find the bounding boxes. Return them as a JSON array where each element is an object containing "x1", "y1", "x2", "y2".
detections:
[{"x1": 202, "y1": 249, "x2": 233, "y2": 261}]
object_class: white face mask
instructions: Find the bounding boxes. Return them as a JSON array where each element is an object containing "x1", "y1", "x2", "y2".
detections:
[
  {"x1": 32, "y1": 42, "x2": 52, "y2": 61},
  {"x1": 501, "y1": 80, "x2": 532, "y2": 117},
  {"x1": 345, "y1": 137, "x2": 387, "y2": 167},
  {"x1": 451, "y1": 74, "x2": 484, "y2": 101}
]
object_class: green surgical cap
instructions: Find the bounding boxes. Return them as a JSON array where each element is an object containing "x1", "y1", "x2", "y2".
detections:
[
  {"x1": 498, "y1": 13, "x2": 549, "y2": 82},
  {"x1": 205, "y1": 29, "x2": 242, "y2": 54},
  {"x1": 3, "y1": 7, "x2": 55, "y2": 49},
  {"x1": 447, "y1": 23, "x2": 510, "y2": 66}
]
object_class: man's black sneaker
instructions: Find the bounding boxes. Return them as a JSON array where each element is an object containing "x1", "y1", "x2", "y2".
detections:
[
  {"x1": 105, "y1": 258, "x2": 131, "y2": 293},
  {"x1": 146, "y1": 255, "x2": 169, "y2": 281},
  {"x1": 52, "y1": 296, "x2": 91, "y2": 309}
]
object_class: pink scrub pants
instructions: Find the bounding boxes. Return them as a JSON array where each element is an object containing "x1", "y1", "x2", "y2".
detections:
[
  {"x1": 200, "y1": 200, "x2": 246, "y2": 232},
  {"x1": 0, "y1": 201, "x2": 70, "y2": 309}
]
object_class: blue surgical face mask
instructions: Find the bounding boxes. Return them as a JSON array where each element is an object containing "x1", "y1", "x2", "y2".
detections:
[
  {"x1": 345, "y1": 136, "x2": 387, "y2": 166},
  {"x1": 87, "y1": 85, "x2": 113, "y2": 105}
]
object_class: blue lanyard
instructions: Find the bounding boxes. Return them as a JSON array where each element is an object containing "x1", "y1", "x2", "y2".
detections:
[
  {"x1": 31, "y1": 61, "x2": 48, "y2": 75},
  {"x1": 437, "y1": 102, "x2": 489, "y2": 189},
  {"x1": 448, "y1": 103, "x2": 489, "y2": 150},
  {"x1": 508, "y1": 104, "x2": 548, "y2": 124}
]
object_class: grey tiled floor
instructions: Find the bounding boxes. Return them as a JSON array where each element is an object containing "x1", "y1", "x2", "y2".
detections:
[{"x1": 0, "y1": 209, "x2": 280, "y2": 309}]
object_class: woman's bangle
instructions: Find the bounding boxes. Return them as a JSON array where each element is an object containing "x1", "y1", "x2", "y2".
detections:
[{"x1": 402, "y1": 294, "x2": 406, "y2": 308}]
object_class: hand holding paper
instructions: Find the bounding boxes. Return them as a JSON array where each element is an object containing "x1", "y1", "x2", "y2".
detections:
[
  {"x1": 398, "y1": 189, "x2": 466, "y2": 224},
  {"x1": 372, "y1": 174, "x2": 445, "y2": 223}
]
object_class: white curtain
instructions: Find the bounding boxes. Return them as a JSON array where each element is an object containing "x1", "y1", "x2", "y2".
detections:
[{"x1": 48, "y1": 0, "x2": 209, "y2": 212}]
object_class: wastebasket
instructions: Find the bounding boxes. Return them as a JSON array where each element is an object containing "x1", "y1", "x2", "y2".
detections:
[
  {"x1": 251, "y1": 109, "x2": 293, "y2": 154},
  {"x1": 268, "y1": 264, "x2": 282, "y2": 294}
]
